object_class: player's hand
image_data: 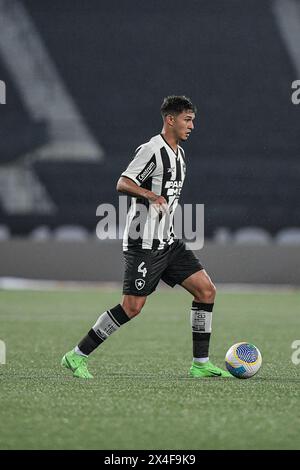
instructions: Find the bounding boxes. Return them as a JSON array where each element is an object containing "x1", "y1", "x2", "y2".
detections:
[{"x1": 149, "y1": 195, "x2": 169, "y2": 216}]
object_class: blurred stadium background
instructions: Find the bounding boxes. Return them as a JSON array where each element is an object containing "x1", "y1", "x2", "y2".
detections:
[
  {"x1": 0, "y1": 0, "x2": 300, "y2": 285},
  {"x1": 1, "y1": 0, "x2": 300, "y2": 451}
]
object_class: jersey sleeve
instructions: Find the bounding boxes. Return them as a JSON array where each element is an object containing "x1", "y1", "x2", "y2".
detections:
[{"x1": 121, "y1": 144, "x2": 157, "y2": 186}]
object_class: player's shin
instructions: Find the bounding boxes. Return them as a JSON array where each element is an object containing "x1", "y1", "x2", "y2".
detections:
[
  {"x1": 75, "y1": 304, "x2": 131, "y2": 356},
  {"x1": 190, "y1": 301, "x2": 213, "y2": 363}
]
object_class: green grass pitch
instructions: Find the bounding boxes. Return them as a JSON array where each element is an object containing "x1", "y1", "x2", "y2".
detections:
[{"x1": 0, "y1": 287, "x2": 300, "y2": 450}]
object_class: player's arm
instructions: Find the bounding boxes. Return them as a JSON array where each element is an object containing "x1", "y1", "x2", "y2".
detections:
[
  {"x1": 116, "y1": 176, "x2": 167, "y2": 211},
  {"x1": 117, "y1": 144, "x2": 167, "y2": 212}
]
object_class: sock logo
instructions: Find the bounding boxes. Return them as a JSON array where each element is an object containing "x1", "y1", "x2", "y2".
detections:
[
  {"x1": 192, "y1": 312, "x2": 206, "y2": 332},
  {"x1": 93, "y1": 312, "x2": 119, "y2": 341},
  {"x1": 94, "y1": 329, "x2": 107, "y2": 341},
  {"x1": 191, "y1": 309, "x2": 212, "y2": 333}
]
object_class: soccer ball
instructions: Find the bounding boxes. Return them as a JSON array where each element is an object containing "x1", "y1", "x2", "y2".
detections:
[{"x1": 225, "y1": 342, "x2": 262, "y2": 379}]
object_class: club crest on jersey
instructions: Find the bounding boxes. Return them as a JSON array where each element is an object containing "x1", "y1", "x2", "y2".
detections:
[
  {"x1": 165, "y1": 180, "x2": 183, "y2": 196},
  {"x1": 135, "y1": 278, "x2": 145, "y2": 290}
]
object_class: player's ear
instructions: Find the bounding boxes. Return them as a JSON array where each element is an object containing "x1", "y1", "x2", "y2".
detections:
[{"x1": 166, "y1": 114, "x2": 175, "y2": 127}]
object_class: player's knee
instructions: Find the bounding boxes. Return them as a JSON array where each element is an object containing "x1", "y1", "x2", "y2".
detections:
[
  {"x1": 121, "y1": 298, "x2": 145, "y2": 318},
  {"x1": 194, "y1": 282, "x2": 216, "y2": 303},
  {"x1": 125, "y1": 305, "x2": 142, "y2": 318}
]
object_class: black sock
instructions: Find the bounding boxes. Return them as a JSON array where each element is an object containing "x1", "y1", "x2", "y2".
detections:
[
  {"x1": 190, "y1": 301, "x2": 214, "y2": 359},
  {"x1": 77, "y1": 304, "x2": 130, "y2": 356}
]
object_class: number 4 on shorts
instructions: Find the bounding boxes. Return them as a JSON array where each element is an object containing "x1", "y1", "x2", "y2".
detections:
[{"x1": 138, "y1": 262, "x2": 147, "y2": 278}]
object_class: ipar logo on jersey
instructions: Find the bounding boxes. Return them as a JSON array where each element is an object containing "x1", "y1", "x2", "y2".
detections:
[{"x1": 165, "y1": 180, "x2": 183, "y2": 196}]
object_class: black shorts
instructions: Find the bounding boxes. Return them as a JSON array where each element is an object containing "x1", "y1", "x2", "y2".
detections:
[{"x1": 123, "y1": 239, "x2": 203, "y2": 296}]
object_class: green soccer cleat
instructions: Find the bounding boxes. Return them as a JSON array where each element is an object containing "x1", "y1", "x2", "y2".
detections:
[
  {"x1": 61, "y1": 349, "x2": 94, "y2": 379},
  {"x1": 190, "y1": 360, "x2": 233, "y2": 378}
]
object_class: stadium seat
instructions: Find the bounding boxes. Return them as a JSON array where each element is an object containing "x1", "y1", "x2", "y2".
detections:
[
  {"x1": 233, "y1": 227, "x2": 272, "y2": 245},
  {"x1": 275, "y1": 228, "x2": 300, "y2": 245},
  {"x1": 0, "y1": 1, "x2": 299, "y2": 239},
  {"x1": 53, "y1": 225, "x2": 90, "y2": 241},
  {"x1": 213, "y1": 227, "x2": 232, "y2": 244},
  {"x1": 29, "y1": 225, "x2": 52, "y2": 241},
  {"x1": 0, "y1": 225, "x2": 10, "y2": 240}
]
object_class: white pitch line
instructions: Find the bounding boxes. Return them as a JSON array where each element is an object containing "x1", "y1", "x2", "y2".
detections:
[{"x1": 0, "y1": 277, "x2": 298, "y2": 293}]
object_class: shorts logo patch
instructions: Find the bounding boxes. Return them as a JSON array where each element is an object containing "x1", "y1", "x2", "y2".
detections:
[{"x1": 135, "y1": 278, "x2": 145, "y2": 290}]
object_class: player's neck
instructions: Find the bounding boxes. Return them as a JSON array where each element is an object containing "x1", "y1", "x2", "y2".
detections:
[{"x1": 160, "y1": 130, "x2": 178, "y2": 154}]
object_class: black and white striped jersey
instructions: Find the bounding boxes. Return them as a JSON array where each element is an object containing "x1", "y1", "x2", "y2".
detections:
[{"x1": 121, "y1": 133, "x2": 186, "y2": 251}]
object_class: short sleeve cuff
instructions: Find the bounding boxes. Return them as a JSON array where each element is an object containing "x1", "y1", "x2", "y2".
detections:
[{"x1": 121, "y1": 173, "x2": 142, "y2": 186}]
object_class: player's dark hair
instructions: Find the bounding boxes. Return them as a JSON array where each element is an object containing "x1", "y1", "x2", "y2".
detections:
[{"x1": 160, "y1": 95, "x2": 196, "y2": 118}]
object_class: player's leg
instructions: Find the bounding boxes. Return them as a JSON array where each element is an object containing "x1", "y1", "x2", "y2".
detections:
[
  {"x1": 181, "y1": 270, "x2": 231, "y2": 377},
  {"x1": 161, "y1": 241, "x2": 231, "y2": 377},
  {"x1": 122, "y1": 294, "x2": 147, "y2": 318},
  {"x1": 181, "y1": 269, "x2": 215, "y2": 362},
  {"x1": 76, "y1": 294, "x2": 147, "y2": 356},
  {"x1": 61, "y1": 246, "x2": 160, "y2": 379},
  {"x1": 61, "y1": 295, "x2": 147, "y2": 379}
]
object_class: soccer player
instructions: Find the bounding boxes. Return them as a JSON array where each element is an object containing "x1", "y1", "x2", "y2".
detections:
[{"x1": 61, "y1": 95, "x2": 231, "y2": 379}]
